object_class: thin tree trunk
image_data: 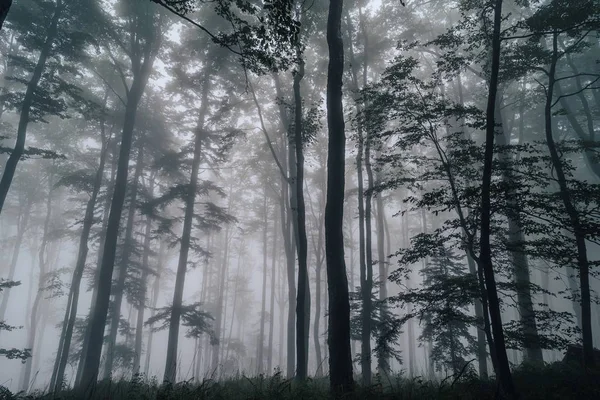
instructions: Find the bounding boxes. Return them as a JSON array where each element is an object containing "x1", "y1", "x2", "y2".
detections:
[
  {"x1": 267, "y1": 212, "x2": 278, "y2": 373},
  {"x1": 21, "y1": 172, "x2": 53, "y2": 391},
  {"x1": 133, "y1": 174, "x2": 154, "y2": 374},
  {"x1": 544, "y1": 31, "x2": 594, "y2": 368},
  {"x1": 0, "y1": 0, "x2": 62, "y2": 214},
  {"x1": 258, "y1": 186, "x2": 268, "y2": 375},
  {"x1": 478, "y1": 1, "x2": 516, "y2": 397},
  {"x1": 326, "y1": 0, "x2": 353, "y2": 392},
  {"x1": 163, "y1": 70, "x2": 211, "y2": 384},
  {"x1": 0, "y1": 196, "x2": 33, "y2": 321},
  {"x1": 144, "y1": 240, "x2": 166, "y2": 376}
]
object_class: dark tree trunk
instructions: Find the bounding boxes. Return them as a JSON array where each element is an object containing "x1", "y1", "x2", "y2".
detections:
[
  {"x1": 78, "y1": 38, "x2": 156, "y2": 390},
  {"x1": 494, "y1": 96, "x2": 543, "y2": 364},
  {"x1": 163, "y1": 71, "x2": 211, "y2": 383},
  {"x1": 0, "y1": 0, "x2": 62, "y2": 215},
  {"x1": 293, "y1": 51, "x2": 310, "y2": 382},
  {"x1": 326, "y1": 0, "x2": 353, "y2": 393},
  {"x1": 0, "y1": 0, "x2": 12, "y2": 31},
  {"x1": 273, "y1": 75, "x2": 297, "y2": 379},
  {"x1": 478, "y1": 1, "x2": 516, "y2": 397},
  {"x1": 51, "y1": 130, "x2": 110, "y2": 392},
  {"x1": 544, "y1": 31, "x2": 594, "y2": 368},
  {"x1": 76, "y1": 141, "x2": 117, "y2": 386},
  {"x1": 103, "y1": 142, "x2": 145, "y2": 379}
]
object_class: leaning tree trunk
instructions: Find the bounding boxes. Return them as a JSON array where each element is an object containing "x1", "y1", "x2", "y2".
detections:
[
  {"x1": 103, "y1": 142, "x2": 145, "y2": 379},
  {"x1": 78, "y1": 40, "x2": 156, "y2": 391},
  {"x1": 0, "y1": 196, "x2": 33, "y2": 322},
  {"x1": 163, "y1": 70, "x2": 211, "y2": 384},
  {"x1": 326, "y1": 0, "x2": 353, "y2": 393},
  {"x1": 478, "y1": 1, "x2": 516, "y2": 397},
  {"x1": 75, "y1": 141, "x2": 117, "y2": 386},
  {"x1": 544, "y1": 31, "x2": 594, "y2": 368},
  {"x1": 0, "y1": 0, "x2": 62, "y2": 215},
  {"x1": 51, "y1": 94, "x2": 110, "y2": 393}
]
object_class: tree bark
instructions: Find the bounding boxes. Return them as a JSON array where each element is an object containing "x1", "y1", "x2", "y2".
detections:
[
  {"x1": 0, "y1": 0, "x2": 62, "y2": 215},
  {"x1": 478, "y1": 1, "x2": 516, "y2": 397},
  {"x1": 326, "y1": 0, "x2": 354, "y2": 393},
  {"x1": 51, "y1": 132, "x2": 110, "y2": 392},
  {"x1": 144, "y1": 240, "x2": 166, "y2": 376},
  {"x1": 0, "y1": 0, "x2": 12, "y2": 31},
  {"x1": 163, "y1": 70, "x2": 211, "y2": 384},
  {"x1": 103, "y1": 142, "x2": 145, "y2": 379},
  {"x1": 78, "y1": 29, "x2": 157, "y2": 389},
  {"x1": 544, "y1": 31, "x2": 594, "y2": 368},
  {"x1": 21, "y1": 171, "x2": 53, "y2": 391},
  {"x1": 133, "y1": 174, "x2": 155, "y2": 375}
]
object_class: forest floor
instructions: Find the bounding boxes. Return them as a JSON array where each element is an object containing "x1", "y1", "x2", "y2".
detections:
[{"x1": 2, "y1": 362, "x2": 599, "y2": 400}]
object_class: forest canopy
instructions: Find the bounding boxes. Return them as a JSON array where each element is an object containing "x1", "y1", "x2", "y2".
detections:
[{"x1": 0, "y1": 0, "x2": 599, "y2": 399}]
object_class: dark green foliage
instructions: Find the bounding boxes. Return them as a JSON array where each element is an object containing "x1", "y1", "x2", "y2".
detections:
[{"x1": 145, "y1": 302, "x2": 217, "y2": 342}]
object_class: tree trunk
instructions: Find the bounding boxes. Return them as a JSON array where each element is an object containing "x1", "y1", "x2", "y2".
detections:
[
  {"x1": 21, "y1": 171, "x2": 53, "y2": 391},
  {"x1": 51, "y1": 95, "x2": 110, "y2": 393},
  {"x1": 293, "y1": 50, "x2": 310, "y2": 382},
  {"x1": 326, "y1": 0, "x2": 353, "y2": 393},
  {"x1": 211, "y1": 224, "x2": 231, "y2": 373},
  {"x1": 494, "y1": 95, "x2": 543, "y2": 364},
  {"x1": 478, "y1": 1, "x2": 516, "y2": 397},
  {"x1": 144, "y1": 240, "x2": 166, "y2": 376},
  {"x1": 544, "y1": 31, "x2": 594, "y2": 368},
  {"x1": 0, "y1": 0, "x2": 12, "y2": 31},
  {"x1": 133, "y1": 175, "x2": 155, "y2": 375},
  {"x1": 0, "y1": 196, "x2": 33, "y2": 322},
  {"x1": 163, "y1": 70, "x2": 211, "y2": 384},
  {"x1": 76, "y1": 141, "x2": 117, "y2": 386},
  {"x1": 0, "y1": 0, "x2": 62, "y2": 215},
  {"x1": 103, "y1": 142, "x2": 145, "y2": 379},
  {"x1": 267, "y1": 212, "x2": 278, "y2": 373},
  {"x1": 78, "y1": 42, "x2": 156, "y2": 390},
  {"x1": 258, "y1": 186, "x2": 268, "y2": 375}
]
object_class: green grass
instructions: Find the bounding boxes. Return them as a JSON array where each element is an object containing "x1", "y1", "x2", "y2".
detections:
[{"x1": 2, "y1": 362, "x2": 599, "y2": 399}]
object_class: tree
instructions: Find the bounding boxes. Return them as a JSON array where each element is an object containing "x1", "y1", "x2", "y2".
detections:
[{"x1": 325, "y1": 0, "x2": 353, "y2": 393}]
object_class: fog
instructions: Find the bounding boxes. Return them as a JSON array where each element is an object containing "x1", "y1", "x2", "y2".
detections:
[{"x1": 0, "y1": 0, "x2": 599, "y2": 398}]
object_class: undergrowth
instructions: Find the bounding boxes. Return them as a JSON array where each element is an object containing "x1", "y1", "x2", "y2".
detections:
[{"x1": 1, "y1": 362, "x2": 598, "y2": 400}]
